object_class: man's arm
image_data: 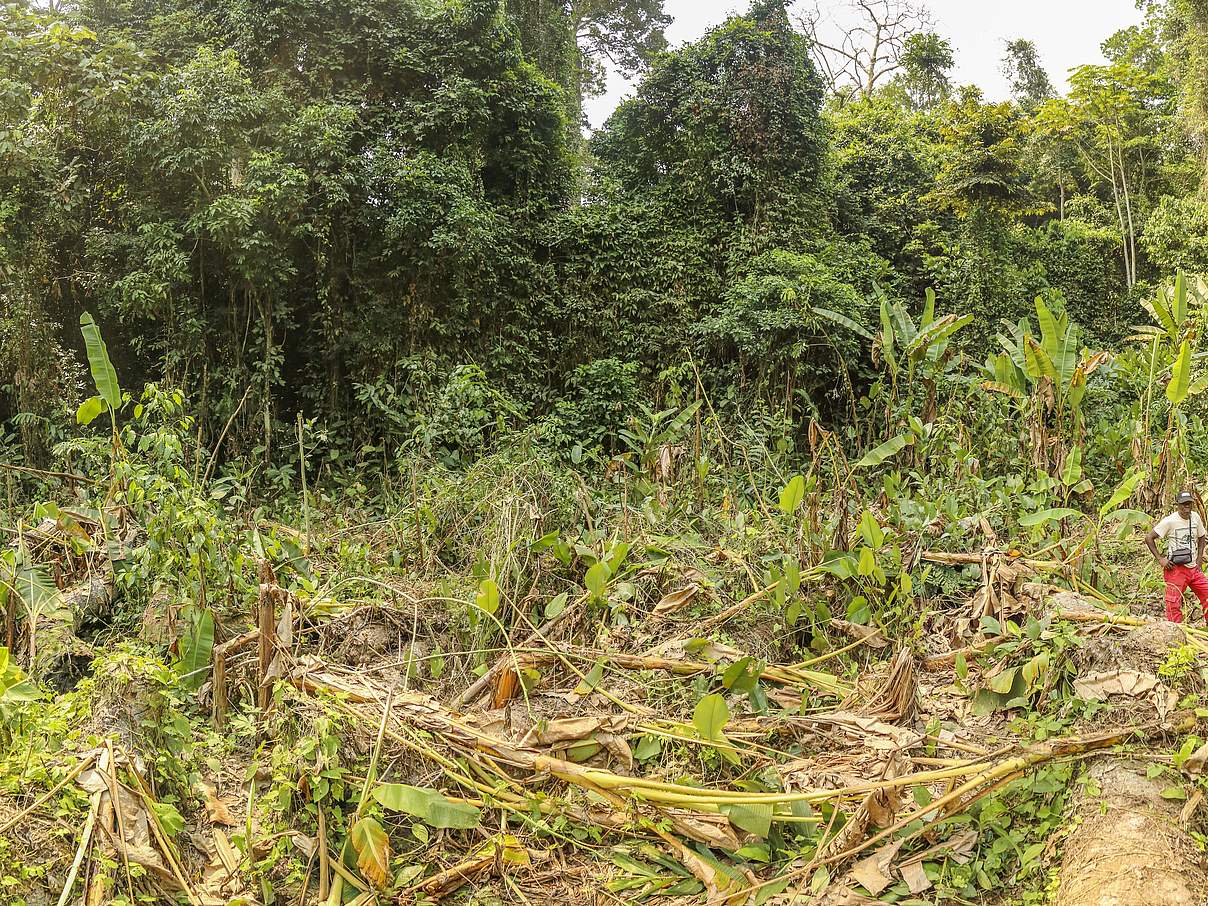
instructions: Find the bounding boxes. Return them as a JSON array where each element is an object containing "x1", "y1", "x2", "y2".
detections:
[
  {"x1": 1197, "y1": 531, "x2": 1205, "y2": 568},
  {"x1": 1146, "y1": 529, "x2": 1171, "y2": 569}
]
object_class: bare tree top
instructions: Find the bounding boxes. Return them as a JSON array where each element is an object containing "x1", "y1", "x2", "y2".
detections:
[{"x1": 797, "y1": 0, "x2": 933, "y2": 100}]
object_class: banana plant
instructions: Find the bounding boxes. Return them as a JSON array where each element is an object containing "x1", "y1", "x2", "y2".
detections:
[
  {"x1": 1128, "y1": 273, "x2": 1208, "y2": 506},
  {"x1": 982, "y1": 295, "x2": 1109, "y2": 476},
  {"x1": 875, "y1": 286, "x2": 972, "y2": 423},
  {"x1": 76, "y1": 312, "x2": 123, "y2": 437}
]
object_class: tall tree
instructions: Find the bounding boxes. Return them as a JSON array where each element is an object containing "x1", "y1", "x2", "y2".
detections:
[
  {"x1": 508, "y1": 0, "x2": 669, "y2": 136},
  {"x1": 1002, "y1": 38, "x2": 1055, "y2": 108},
  {"x1": 1035, "y1": 61, "x2": 1174, "y2": 288},
  {"x1": 896, "y1": 31, "x2": 953, "y2": 109}
]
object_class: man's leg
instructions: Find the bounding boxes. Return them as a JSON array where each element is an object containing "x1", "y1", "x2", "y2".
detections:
[
  {"x1": 1166, "y1": 566, "x2": 1190, "y2": 623},
  {"x1": 1187, "y1": 567, "x2": 1208, "y2": 622}
]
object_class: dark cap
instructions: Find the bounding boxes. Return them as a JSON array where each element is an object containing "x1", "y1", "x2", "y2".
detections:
[{"x1": 1177, "y1": 491, "x2": 1196, "y2": 505}]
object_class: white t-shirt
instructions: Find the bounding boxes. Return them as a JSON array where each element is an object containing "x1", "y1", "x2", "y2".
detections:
[{"x1": 1153, "y1": 510, "x2": 1206, "y2": 557}]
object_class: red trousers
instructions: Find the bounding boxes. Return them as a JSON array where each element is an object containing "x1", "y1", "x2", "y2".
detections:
[{"x1": 1164, "y1": 564, "x2": 1208, "y2": 623}]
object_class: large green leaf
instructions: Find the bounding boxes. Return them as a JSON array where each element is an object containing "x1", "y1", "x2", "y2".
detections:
[
  {"x1": 0, "y1": 647, "x2": 39, "y2": 710},
  {"x1": 722, "y1": 802, "x2": 773, "y2": 838},
  {"x1": 921, "y1": 286, "x2": 937, "y2": 327},
  {"x1": 584, "y1": 562, "x2": 608, "y2": 598},
  {"x1": 1060, "y1": 447, "x2": 1082, "y2": 487},
  {"x1": 905, "y1": 313, "x2": 972, "y2": 361},
  {"x1": 693, "y1": 693, "x2": 729, "y2": 741},
  {"x1": 1099, "y1": 470, "x2": 1146, "y2": 518},
  {"x1": 374, "y1": 783, "x2": 481, "y2": 828},
  {"x1": 1168, "y1": 340, "x2": 1192, "y2": 407},
  {"x1": 812, "y1": 307, "x2": 873, "y2": 340},
  {"x1": 878, "y1": 296, "x2": 898, "y2": 375},
  {"x1": 1173, "y1": 271, "x2": 1188, "y2": 326},
  {"x1": 177, "y1": 609, "x2": 214, "y2": 690},
  {"x1": 1035, "y1": 297, "x2": 1077, "y2": 388},
  {"x1": 79, "y1": 312, "x2": 121, "y2": 411},
  {"x1": 474, "y1": 579, "x2": 500, "y2": 616},
  {"x1": 778, "y1": 475, "x2": 805, "y2": 515},
  {"x1": 12, "y1": 560, "x2": 65, "y2": 622},
  {"x1": 1023, "y1": 336, "x2": 1056, "y2": 383},
  {"x1": 1019, "y1": 508, "x2": 1083, "y2": 528},
  {"x1": 76, "y1": 395, "x2": 108, "y2": 426},
  {"x1": 854, "y1": 433, "x2": 912, "y2": 469}
]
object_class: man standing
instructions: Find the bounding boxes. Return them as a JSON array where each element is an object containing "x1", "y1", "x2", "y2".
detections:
[{"x1": 1146, "y1": 490, "x2": 1208, "y2": 623}]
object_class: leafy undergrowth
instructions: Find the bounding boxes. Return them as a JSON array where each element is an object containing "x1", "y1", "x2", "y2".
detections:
[{"x1": 3, "y1": 393, "x2": 1208, "y2": 906}]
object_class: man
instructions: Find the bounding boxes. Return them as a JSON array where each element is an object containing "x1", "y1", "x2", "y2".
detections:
[{"x1": 1146, "y1": 490, "x2": 1208, "y2": 623}]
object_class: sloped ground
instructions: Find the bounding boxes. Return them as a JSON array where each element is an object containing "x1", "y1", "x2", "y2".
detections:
[{"x1": 7, "y1": 500, "x2": 1208, "y2": 905}]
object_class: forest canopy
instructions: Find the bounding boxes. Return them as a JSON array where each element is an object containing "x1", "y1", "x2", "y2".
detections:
[{"x1": 0, "y1": 0, "x2": 1204, "y2": 465}]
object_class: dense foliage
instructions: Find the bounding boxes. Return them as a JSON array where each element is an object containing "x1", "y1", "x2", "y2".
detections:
[{"x1": 1, "y1": 0, "x2": 1204, "y2": 470}]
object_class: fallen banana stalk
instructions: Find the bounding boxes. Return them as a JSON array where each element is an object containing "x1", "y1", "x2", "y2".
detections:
[
  {"x1": 297, "y1": 669, "x2": 991, "y2": 813},
  {"x1": 517, "y1": 645, "x2": 851, "y2": 698},
  {"x1": 1053, "y1": 607, "x2": 1208, "y2": 655},
  {"x1": 297, "y1": 664, "x2": 1204, "y2": 903}
]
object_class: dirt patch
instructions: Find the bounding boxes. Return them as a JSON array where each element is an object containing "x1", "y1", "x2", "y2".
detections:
[
  {"x1": 1078, "y1": 620, "x2": 1185, "y2": 674},
  {"x1": 1054, "y1": 760, "x2": 1208, "y2": 906}
]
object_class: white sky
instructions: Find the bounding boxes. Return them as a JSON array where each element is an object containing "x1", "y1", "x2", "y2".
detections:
[{"x1": 584, "y1": 0, "x2": 1144, "y2": 129}]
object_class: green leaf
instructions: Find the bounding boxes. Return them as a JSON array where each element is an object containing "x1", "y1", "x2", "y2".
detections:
[
  {"x1": 1169, "y1": 340, "x2": 1193, "y2": 407},
  {"x1": 1173, "y1": 271, "x2": 1189, "y2": 325},
  {"x1": 921, "y1": 286, "x2": 937, "y2": 326},
  {"x1": 584, "y1": 562, "x2": 609, "y2": 598},
  {"x1": 693, "y1": 693, "x2": 730, "y2": 741},
  {"x1": 544, "y1": 592, "x2": 568, "y2": 621},
  {"x1": 854, "y1": 433, "x2": 913, "y2": 469},
  {"x1": 879, "y1": 295, "x2": 898, "y2": 374},
  {"x1": 1161, "y1": 786, "x2": 1189, "y2": 801},
  {"x1": 857, "y1": 546, "x2": 876, "y2": 577},
  {"x1": 778, "y1": 475, "x2": 805, "y2": 515},
  {"x1": 812, "y1": 307, "x2": 873, "y2": 340},
  {"x1": 374, "y1": 784, "x2": 481, "y2": 828},
  {"x1": 574, "y1": 660, "x2": 605, "y2": 695},
  {"x1": 721, "y1": 802, "x2": 772, "y2": 838},
  {"x1": 149, "y1": 801, "x2": 185, "y2": 838},
  {"x1": 1023, "y1": 335, "x2": 1056, "y2": 382},
  {"x1": 810, "y1": 867, "x2": 830, "y2": 894},
  {"x1": 79, "y1": 312, "x2": 121, "y2": 411},
  {"x1": 1020, "y1": 842, "x2": 1045, "y2": 866},
  {"x1": 1060, "y1": 447, "x2": 1083, "y2": 486},
  {"x1": 954, "y1": 652, "x2": 968, "y2": 681},
  {"x1": 858, "y1": 510, "x2": 885, "y2": 548},
  {"x1": 177, "y1": 609, "x2": 214, "y2": 691},
  {"x1": 633, "y1": 735, "x2": 662, "y2": 761},
  {"x1": 11, "y1": 561, "x2": 65, "y2": 622},
  {"x1": 905, "y1": 313, "x2": 973, "y2": 359},
  {"x1": 1019, "y1": 508, "x2": 1083, "y2": 528},
  {"x1": 474, "y1": 579, "x2": 500, "y2": 616},
  {"x1": 988, "y1": 666, "x2": 1021, "y2": 695},
  {"x1": 76, "y1": 395, "x2": 108, "y2": 426},
  {"x1": 350, "y1": 817, "x2": 391, "y2": 888},
  {"x1": 1100, "y1": 470, "x2": 1146, "y2": 517}
]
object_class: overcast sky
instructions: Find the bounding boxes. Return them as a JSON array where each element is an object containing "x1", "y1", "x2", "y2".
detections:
[{"x1": 584, "y1": 0, "x2": 1144, "y2": 129}]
